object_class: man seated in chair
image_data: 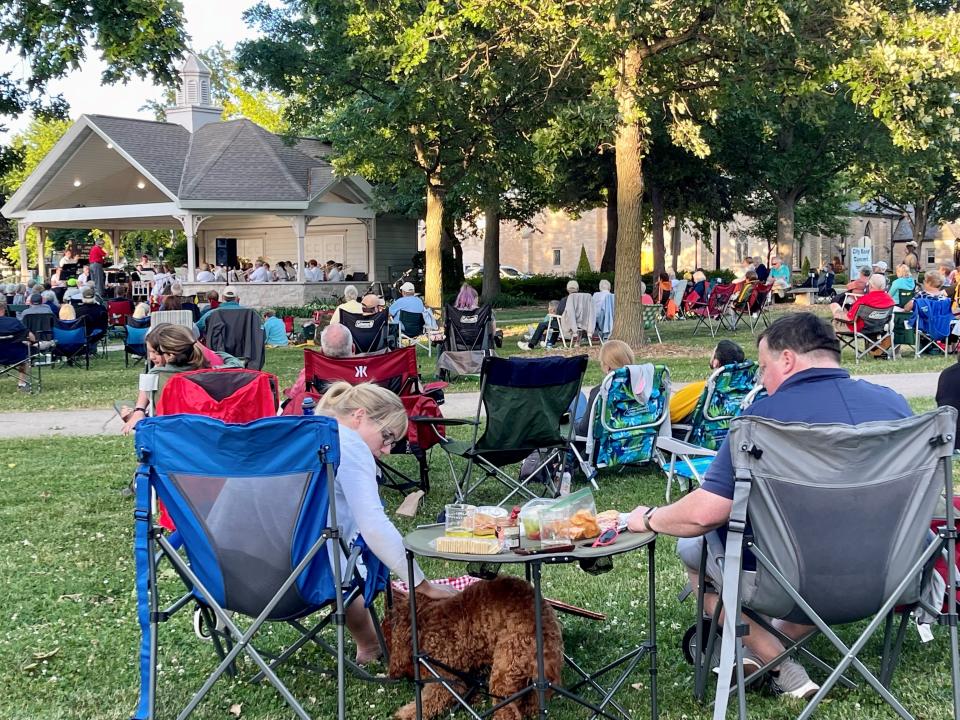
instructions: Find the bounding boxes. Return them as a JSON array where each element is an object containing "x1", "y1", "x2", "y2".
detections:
[
  {"x1": 669, "y1": 340, "x2": 746, "y2": 424},
  {"x1": 388, "y1": 282, "x2": 437, "y2": 333},
  {"x1": 830, "y1": 272, "x2": 894, "y2": 339},
  {"x1": 627, "y1": 313, "x2": 911, "y2": 701},
  {"x1": 321, "y1": 322, "x2": 354, "y2": 358}
]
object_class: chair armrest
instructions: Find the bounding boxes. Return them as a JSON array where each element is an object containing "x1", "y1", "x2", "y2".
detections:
[
  {"x1": 410, "y1": 417, "x2": 478, "y2": 426},
  {"x1": 423, "y1": 381, "x2": 448, "y2": 393},
  {"x1": 656, "y1": 436, "x2": 718, "y2": 458},
  {"x1": 671, "y1": 423, "x2": 692, "y2": 434}
]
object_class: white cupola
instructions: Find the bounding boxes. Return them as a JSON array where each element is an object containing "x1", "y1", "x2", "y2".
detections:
[{"x1": 165, "y1": 53, "x2": 223, "y2": 132}]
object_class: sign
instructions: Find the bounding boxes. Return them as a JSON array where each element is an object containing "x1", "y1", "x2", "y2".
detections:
[{"x1": 849, "y1": 246, "x2": 873, "y2": 274}]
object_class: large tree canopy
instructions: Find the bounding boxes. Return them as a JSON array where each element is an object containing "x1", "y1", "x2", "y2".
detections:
[{"x1": 0, "y1": 0, "x2": 187, "y2": 176}]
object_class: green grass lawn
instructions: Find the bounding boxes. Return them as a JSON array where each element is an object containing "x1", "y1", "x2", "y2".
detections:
[
  {"x1": 1, "y1": 304, "x2": 953, "y2": 412},
  {"x1": 0, "y1": 405, "x2": 956, "y2": 720}
]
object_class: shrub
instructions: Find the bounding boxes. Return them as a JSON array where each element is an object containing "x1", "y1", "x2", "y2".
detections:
[
  {"x1": 801, "y1": 256, "x2": 811, "y2": 278},
  {"x1": 576, "y1": 246, "x2": 592, "y2": 275}
]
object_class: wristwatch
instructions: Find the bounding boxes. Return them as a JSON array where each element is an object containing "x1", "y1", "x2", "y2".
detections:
[{"x1": 642, "y1": 506, "x2": 658, "y2": 533}]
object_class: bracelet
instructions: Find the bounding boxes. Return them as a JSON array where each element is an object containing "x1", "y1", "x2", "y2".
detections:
[
  {"x1": 133, "y1": 407, "x2": 148, "y2": 415},
  {"x1": 642, "y1": 506, "x2": 658, "y2": 533}
]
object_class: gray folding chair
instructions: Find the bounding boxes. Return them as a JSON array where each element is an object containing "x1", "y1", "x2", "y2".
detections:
[
  {"x1": 835, "y1": 304, "x2": 895, "y2": 363},
  {"x1": 710, "y1": 409, "x2": 960, "y2": 720}
]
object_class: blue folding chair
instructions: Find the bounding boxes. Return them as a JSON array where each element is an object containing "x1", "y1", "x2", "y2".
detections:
[
  {"x1": 131, "y1": 415, "x2": 387, "y2": 720},
  {"x1": 912, "y1": 296, "x2": 953, "y2": 356},
  {"x1": 52, "y1": 318, "x2": 90, "y2": 369},
  {"x1": 125, "y1": 317, "x2": 150, "y2": 367}
]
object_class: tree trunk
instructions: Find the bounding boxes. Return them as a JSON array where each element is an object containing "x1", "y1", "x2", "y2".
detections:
[
  {"x1": 424, "y1": 182, "x2": 445, "y2": 308},
  {"x1": 600, "y1": 171, "x2": 618, "y2": 272},
  {"x1": 611, "y1": 46, "x2": 646, "y2": 347},
  {"x1": 650, "y1": 185, "x2": 666, "y2": 278},
  {"x1": 914, "y1": 201, "x2": 928, "y2": 263},
  {"x1": 481, "y1": 204, "x2": 501, "y2": 303},
  {"x1": 440, "y1": 218, "x2": 464, "y2": 297},
  {"x1": 671, "y1": 215, "x2": 682, "y2": 274},
  {"x1": 775, "y1": 195, "x2": 796, "y2": 268}
]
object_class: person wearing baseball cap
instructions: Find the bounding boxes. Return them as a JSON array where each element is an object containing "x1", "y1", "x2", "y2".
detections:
[
  {"x1": 872, "y1": 260, "x2": 888, "y2": 274},
  {"x1": 195, "y1": 287, "x2": 243, "y2": 334},
  {"x1": 903, "y1": 241, "x2": 920, "y2": 272},
  {"x1": 387, "y1": 280, "x2": 437, "y2": 332}
]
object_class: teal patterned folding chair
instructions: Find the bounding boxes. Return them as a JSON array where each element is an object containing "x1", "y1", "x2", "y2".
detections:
[
  {"x1": 571, "y1": 364, "x2": 671, "y2": 486},
  {"x1": 658, "y1": 361, "x2": 757, "y2": 501}
]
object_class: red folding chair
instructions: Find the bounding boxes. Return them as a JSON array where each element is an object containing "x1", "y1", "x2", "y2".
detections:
[
  {"x1": 284, "y1": 346, "x2": 446, "y2": 493},
  {"x1": 691, "y1": 283, "x2": 736, "y2": 337}
]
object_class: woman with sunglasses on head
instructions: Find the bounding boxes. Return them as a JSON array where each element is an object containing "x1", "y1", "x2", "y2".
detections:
[{"x1": 317, "y1": 382, "x2": 457, "y2": 663}]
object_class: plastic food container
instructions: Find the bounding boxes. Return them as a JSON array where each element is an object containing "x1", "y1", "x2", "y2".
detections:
[
  {"x1": 444, "y1": 504, "x2": 476, "y2": 537},
  {"x1": 539, "y1": 488, "x2": 601, "y2": 541},
  {"x1": 472, "y1": 506, "x2": 509, "y2": 537},
  {"x1": 519, "y1": 498, "x2": 557, "y2": 542}
]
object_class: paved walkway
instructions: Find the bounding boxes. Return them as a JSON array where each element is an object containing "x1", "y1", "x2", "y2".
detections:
[{"x1": 0, "y1": 371, "x2": 941, "y2": 440}]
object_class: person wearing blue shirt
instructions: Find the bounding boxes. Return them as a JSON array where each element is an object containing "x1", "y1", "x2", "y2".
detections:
[
  {"x1": 388, "y1": 282, "x2": 437, "y2": 332},
  {"x1": 262, "y1": 309, "x2": 289, "y2": 347},
  {"x1": 196, "y1": 288, "x2": 244, "y2": 334},
  {"x1": 767, "y1": 255, "x2": 792, "y2": 299},
  {"x1": 626, "y1": 313, "x2": 911, "y2": 700},
  {"x1": 887, "y1": 263, "x2": 916, "y2": 306}
]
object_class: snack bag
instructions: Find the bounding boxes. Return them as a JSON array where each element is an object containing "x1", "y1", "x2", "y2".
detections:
[{"x1": 539, "y1": 488, "x2": 601, "y2": 542}]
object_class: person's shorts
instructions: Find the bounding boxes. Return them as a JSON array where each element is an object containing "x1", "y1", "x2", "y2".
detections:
[{"x1": 677, "y1": 534, "x2": 759, "y2": 607}]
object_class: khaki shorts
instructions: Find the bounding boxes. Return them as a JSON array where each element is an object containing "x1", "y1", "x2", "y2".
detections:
[{"x1": 677, "y1": 535, "x2": 759, "y2": 607}]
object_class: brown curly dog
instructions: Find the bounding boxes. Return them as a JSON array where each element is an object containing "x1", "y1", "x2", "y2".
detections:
[{"x1": 383, "y1": 575, "x2": 563, "y2": 720}]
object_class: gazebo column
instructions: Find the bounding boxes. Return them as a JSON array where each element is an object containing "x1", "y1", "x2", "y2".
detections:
[
  {"x1": 281, "y1": 215, "x2": 313, "y2": 281},
  {"x1": 111, "y1": 229, "x2": 121, "y2": 265},
  {"x1": 362, "y1": 217, "x2": 377, "y2": 280},
  {"x1": 175, "y1": 213, "x2": 209, "y2": 282},
  {"x1": 36, "y1": 227, "x2": 46, "y2": 281},
  {"x1": 17, "y1": 221, "x2": 31, "y2": 282}
]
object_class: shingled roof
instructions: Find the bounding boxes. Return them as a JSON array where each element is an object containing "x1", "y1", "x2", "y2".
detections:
[{"x1": 90, "y1": 115, "x2": 339, "y2": 203}]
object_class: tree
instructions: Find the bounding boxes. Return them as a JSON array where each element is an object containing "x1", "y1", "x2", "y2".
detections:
[
  {"x1": 238, "y1": 1, "x2": 569, "y2": 307},
  {"x1": 0, "y1": 0, "x2": 186, "y2": 177},
  {"x1": 0, "y1": 116, "x2": 71, "y2": 266}
]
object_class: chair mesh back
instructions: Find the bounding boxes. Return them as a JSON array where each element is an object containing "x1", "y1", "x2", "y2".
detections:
[
  {"x1": 22, "y1": 313, "x2": 53, "y2": 342},
  {"x1": 593, "y1": 365, "x2": 669, "y2": 467},
  {"x1": 444, "y1": 305, "x2": 493, "y2": 351},
  {"x1": 688, "y1": 362, "x2": 757, "y2": 450},
  {"x1": 476, "y1": 355, "x2": 587, "y2": 456},
  {"x1": 340, "y1": 309, "x2": 389, "y2": 353},
  {"x1": 728, "y1": 410, "x2": 955, "y2": 624},
  {"x1": 398, "y1": 310, "x2": 425, "y2": 336},
  {"x1": 136, "y1": 415, "x2": 341, "y2": 620}
]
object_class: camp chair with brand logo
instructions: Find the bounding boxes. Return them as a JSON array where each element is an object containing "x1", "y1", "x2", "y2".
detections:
[
  {"x1": 52, "y1": 317, "x2": 90, "y2": 369},
  {"x1": 836, "y1": 304, "x2": 895, "y2": 363},
  {"x1": 570, "y1": 364, "x2": 671, "y2": 488},
  {"x1": 657, "y1": 362, "x2": 757, "y2": 501},
  {"x1": 287, "y1": 346, "x2": 446, "y2": 494},
  {"x1": 692, "y1": 283, "x2": 736, "y2": 337},
  {"x1": 425, "y1": 354, "x2": 588, "y2": 505},
  {"x1": 131, "y1": 415, "x2": 389, "y2": 720},
  {"x1": 339, "y1": 309, "x2": 394, "y2": 354},
  {"x1": 436, "y1": 304, "x2": 495, "y2": 380},
  {"x1": 912, "y1": 296, "x2": 953, "y2": 356},
  {"x1": 703, "y1": 410, "x2": 960, "y2": 720},
  {"x1": 397, "y1": 309, "x2": 433, "y2": 356}
]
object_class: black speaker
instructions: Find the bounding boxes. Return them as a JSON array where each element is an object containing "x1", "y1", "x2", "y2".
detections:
[{"x1": 215, "y1": 237, "x2": 238, "y2": 268}]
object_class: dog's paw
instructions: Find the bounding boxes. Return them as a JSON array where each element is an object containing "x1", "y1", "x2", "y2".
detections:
[{"x1": 394, "y1": 702, "x2": 417, "y2": 720}]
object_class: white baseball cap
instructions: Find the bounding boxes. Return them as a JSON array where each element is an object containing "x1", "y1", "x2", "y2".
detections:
[
  {"x1": 400, "y1": 282, "x2": 415, "y2": 293},
  {"x1": 874, "y1": 261, "x2": 888, "y2": 271}
]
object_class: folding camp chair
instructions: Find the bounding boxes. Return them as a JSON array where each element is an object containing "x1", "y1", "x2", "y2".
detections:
[
  {"x1": 594, "y1": 292, "x2": 615, "y2": 342},
  {"x1": 657, "y1": 362, "x2": 757, "y2": 501},
  {"x1": 339, "y1": 309, "x2": 393, "y2": 354},
  {"x1": 570, "y1": 364, "x2": 671, "y2": 487},
  {"x1": 641, "y1": 304, "x2": 664, "y2": 343},
  {"x1": 131, "y1": 415, "x2": 388, "y2": 720},
  {"x1": 912, "y1": 296, "x2": 953, "y2": 356},
  {"x1": 741, "y1": 282, "x2": 775, "y2": 333},
  {"x1": 150, "y1": 309, "x2": 196, "y2": 331},
  {"x1": 0, "y1": 319, "x2": 34, "y2": 392},
  {"x1": 703, "y1": 410, "x2": 960, "y2": 720},
  {"x1": 292, "y1": 346, "x2": 446, "y2": 494},
  {"x1": 125, "y1": 317, "x2": 150, "y2": 367},
  {"x1": 205, "y1": 307, "x2": 267, "y2": 370},
  {"x1": 692, "y1": 283, "x2": 736, "y2": 337},
  {"x1": 836, "y1": 304, "x2": 895, "y2": 363},
  {"x1": 426, "y1": 354, "x2": 588, "y2": 505},
  {"x1": 21, "y1": 313, "x2": 54, "y2": 391},
  {"x1": 397, "y1": 309, "x2": 432, "y2": 356},
  {"x1": 436, "y1": 304, "x2": 495, "y2": 380},
  {"x1": 815, "y1": 271, "x2": 835, "y2": 302},
  {"x1": 52, "y1": 318, "x2": 90, "y2": 369},
  {"x1": 559, "y1": 292, "x2": 597, "y2": 347},
  {"x1": 108, "y1": 298, "x2": 133, "y2": 338}
]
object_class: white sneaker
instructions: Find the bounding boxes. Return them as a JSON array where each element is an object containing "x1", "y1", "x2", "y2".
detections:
[
  {"x1": 517, "y1": 341, "x2": 530, "y2": 350},
  {"x1": 770, "y1": 658, "x2": 819, "y2": 700},
  {"x1": 711, "y1": 645, "x2": 763, "y2": 681}
]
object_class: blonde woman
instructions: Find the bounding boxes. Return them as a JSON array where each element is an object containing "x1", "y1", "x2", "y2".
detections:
[
  {"x1": 58, "y1": 303, "x2": 76, "y2": 320},
  {"x1": 132, "y1": 302, "x2": 151, "y2": 319},
  {"x1": 887, "y1": 264, "x2": 916, "y2": 306},
  {"x1": 317, "y1": 382, "x2": 456, "y2": 662},
  {"x1": 574, "y1": 340, "x2": 635, "y2": 435}
]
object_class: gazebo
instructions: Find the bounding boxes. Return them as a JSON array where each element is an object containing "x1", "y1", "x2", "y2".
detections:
[{"x1": 0, "y1": 54, "x2": 416, "y2": 307}]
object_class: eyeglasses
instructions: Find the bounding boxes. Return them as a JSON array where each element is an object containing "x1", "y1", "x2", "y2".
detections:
[{"x1": 591, "y1": 527, "x2": 619, "y2": 548}]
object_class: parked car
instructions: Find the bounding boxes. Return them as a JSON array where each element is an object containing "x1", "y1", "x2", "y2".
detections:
[{"x1": 464, "y1": 265, "x2": 530, "y2": 279}]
